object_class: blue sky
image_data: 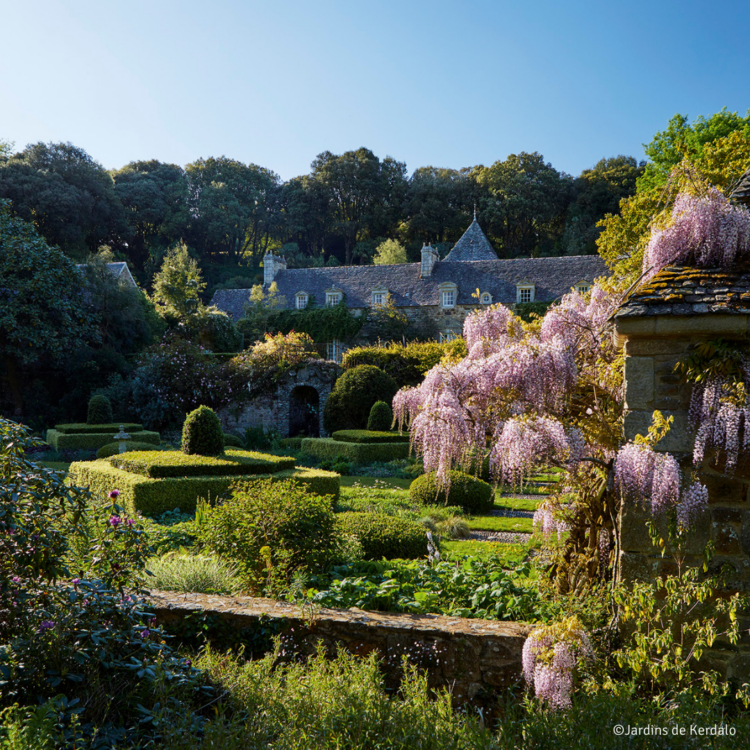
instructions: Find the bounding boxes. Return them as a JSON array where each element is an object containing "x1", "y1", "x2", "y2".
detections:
[{"x1": 2, "y1": 0, "x2": 749, "y2": 179}]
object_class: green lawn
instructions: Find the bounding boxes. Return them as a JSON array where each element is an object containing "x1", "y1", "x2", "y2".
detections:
[
  {"x1": 469, "y1": 515, "x2": 533, "y2": 533},
  {"x1": 38, "y1": 461, "x2": 71, "y2": 473},
  {"x1": 339, "y1": 475, "x2": 412, "y2": 490},
  {"x1": 493, "y1": 496, "x2": 543, "y2": 512}
]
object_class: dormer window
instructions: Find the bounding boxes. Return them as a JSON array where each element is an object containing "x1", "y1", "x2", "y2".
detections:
[
  {"x1": 440, "y1": 331, "x2": 458, "y2": 343},
  {"x1": 516, "y1": 282, "x2": 535, "y2": 304},
  {"x1": 325, "y1": 288, "x2": 343, "y2": 307},
  {"x1": 372, "y1": 288, "x2": 388, "y2": 307},
  {"x1": 295, "y1": 292, "x2": 309, "y2": 310},
  {"x1": 438, "y1": 281, "x2": 458, "y2": 309},
  {"x1": 574, "y1": 282, "x2": 591, "y2": 295},
  {"x1": 480, "y1": 292, "x2": 492, "y2": 305}
]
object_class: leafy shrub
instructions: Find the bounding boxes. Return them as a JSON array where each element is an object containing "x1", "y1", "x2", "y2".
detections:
[
  {"x1": 279, "y1": 437, "x2": 303, "y2": 451},
  {"x1": 367, "y1": 400, "x2": 393, "y2": 431},
  {"x1": 0, "y1": 419, "x2": 200, "y2": 745},
  {"x1": 222, "y1": 432, "x2": 243, "y2": 448},
  {"x1": 86, "y1": 394, "x2": 113, "y2": 424},
  {"x1": 302, "y1": 437, "x2": 410, "y2": 463},
  {"x1": 108, "y1": 449, "x2": 295, "y2": 478},
  {"x1": 182, "y1": 405, "x2": 224, "y2": 456},
  {"x1": 331, "y1": 430, "x2": 408, "y2": 444},
  {"x1": 68, "y1": 461, "x2": 339, "y2": 515},
  {"x1": 322, "y1": 365, "x2": 398, "y2": 433},
  {"x1": 146, "y1": 552, "x2": 241, "y2": 595},
  {"x1": 199, "y1": 479, "x2": 338, "y2": 592},
  {"x1": 199, "y1": 307, "x2": 243, "y2": 352},
  {"x1": 335, "y1": 512, "x2": 427, "y2": 560},
  {"x1": 96, "y1": 440, "x2": 165, "y2": 459},
  {"x1": 409, "y1": 471, "x2": 494, "y2": 514},
  {"x1": 342, "y1": 340, "x2": 468, "y2": 388},
  {"x1": 244, "y1": 425, "x2": 280, "y2": 450}
]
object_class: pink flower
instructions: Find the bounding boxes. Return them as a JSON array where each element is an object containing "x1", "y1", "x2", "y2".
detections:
[{"x1": 108, "y1": 490, "x2": 120, "y2": 500}]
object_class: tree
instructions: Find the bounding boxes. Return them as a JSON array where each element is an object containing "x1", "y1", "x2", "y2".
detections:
[
  {"x1": 112, "y1": 160, "x2": 189, "y2": 274},
  {"x1": 0, "y1": 200, "x2": 96, "y2": 414},
  {"x1": 473, "y1": 152, "x2": 573, "y2": 258},
  {"x1": 311, "y1": 148, "x2": 407, "y2": 265},
  {"x1": 185, "y1": 156, "x2": 280, "y2": 264},
  {"x1": 401, "y1": 167, "x2": 475, "y2": 246},
  {"x1": 0, "y1": 142, "x2": 127, "y2": 259},
  {"x1": 563, "y1": 156, "x2": 644, "y2": 255},
  {"x1": 0, "y1": 139, "x2": 13, "y2": 158},
  {"x1": 373, "y1": 238, "x2": 407, "y2": 265},
  {"x1": 640, "y1": 108, "x2": 750, "y2": 191},
  {"x1": 151, "y1": 243, "x2": 206, "y2": 321}
]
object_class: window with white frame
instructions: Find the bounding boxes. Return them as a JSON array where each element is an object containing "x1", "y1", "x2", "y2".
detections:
[
  {"x1": 574, "y1": 282, "x2": 591, "y2": 295},
  {"x1": 441, "y1": 290, "x2": 455, "y2": 308},
  {"x1": 325, "y1": 291, "x2": 342, "y2": 307},
  {"x1": 295, "y1": 292, "x2": 308, "y2": 310},
  {"x1": 372, "y1": 291, "x2": 387, "y2": 307},
  {"x1": 517, "y1": 284, "x2": 535, "y2": 304},
  {"x1": 480, "y1": 292, "x2": 492, "y2": 304},
  {"x1": 439, "y1": 331, "x2": 458, "y2": 343},
  {"x1": 326, "y1": 340, "x2": 343, "y2": 363}
]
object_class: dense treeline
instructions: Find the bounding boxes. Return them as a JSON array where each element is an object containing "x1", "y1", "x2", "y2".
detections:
[{"x1": 0, "y1": 138, "x2": 644, "y2": 294}]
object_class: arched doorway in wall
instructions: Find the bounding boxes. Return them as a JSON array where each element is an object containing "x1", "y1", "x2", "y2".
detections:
[{"x1": 289, "y1": 385, "x2": 320, "y2": 437}]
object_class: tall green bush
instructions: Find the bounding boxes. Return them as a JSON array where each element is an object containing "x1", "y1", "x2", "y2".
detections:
[
  {"x1": 323, "y1": 365, "x2": 398, "y2": 433},
  {"x1": 199, "y1": 478, "x2": 338, "y2": 593},
  {"x1": 335, "y1": 512, "x2": 427, "y2": 560},
  {"x1": 182, "y1": 405, "x2": 224, "y2": 456},
  {"x1": 367, "y1": 401, "x2": 393, "y2": 431},
  {"x1": 410, "y1": 471, "x2": 494, "y2": 514},
  {"x1": 86, "y1": 394, "x2": 113, "y2": 425}
]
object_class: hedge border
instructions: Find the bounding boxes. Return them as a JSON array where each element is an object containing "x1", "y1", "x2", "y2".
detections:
[
  {"x1": 52, "y1": 423, "x2": 144, "y2": 435},
  {"x1": 301, "y1": 437, "x2": 410, "y2": 464},
  {"x1": 47, "y1": 429, "x2": 160, "y2": 452},
  {"x1": 67, "y1": 461, "x2": 340, "y2": 516},
  {"x1": 331, "y1": 430, "x2": 409, "y2": 444}
]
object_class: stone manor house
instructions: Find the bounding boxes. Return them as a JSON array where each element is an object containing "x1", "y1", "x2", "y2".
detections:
[{"x1": 212, "y1": 217, "x2": 607, "y2": 361}]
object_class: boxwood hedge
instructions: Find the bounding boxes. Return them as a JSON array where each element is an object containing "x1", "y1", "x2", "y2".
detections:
[
  {"x1": 302, "y1": 437, "x2": 410, "y2": 464},
  {"x1": 52, "y1": 423, "x2": 144, "y2": 435},
  {"x1": 331, "y1": 430, "x2": 409, "y2": 444},
  {"x1": 335, "y1": 512, "x2": 427, "y2": 560},
  {"x1": 67, "y1": 462, "x2": 340, "y2": 516},
  {"x1": 409, "y1": 471, "x2": 494, "y2": 515},
  {"x1": 47, "y1": 429, "x2": 160, "y2": 452},
  {"x1": 107, "y1": 449, "x2": 296, "y2": 478},
  {"x1": 96, "y1": 441, "x2": 166, "y2": 459}
]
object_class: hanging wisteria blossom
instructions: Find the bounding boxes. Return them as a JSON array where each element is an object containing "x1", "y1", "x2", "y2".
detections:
[{"x1": 644, "y1": 188, "x2": 750, "y2": 279}]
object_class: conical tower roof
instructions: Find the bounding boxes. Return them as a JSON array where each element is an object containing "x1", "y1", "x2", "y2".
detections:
[{"x1": 443, "y1": 216, "x2": 498, "y2": 262}]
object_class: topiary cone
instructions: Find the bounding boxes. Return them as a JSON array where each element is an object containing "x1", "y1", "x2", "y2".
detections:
[
  {"x1": 182, "y1": 405, "x2": 224, "y2": 456},
  {"x1": 367, "y1": 401, "x2": 393, "y2": 432},
  {"x1": 87, "y1": 394, "x2": 113, "y2": 425}
]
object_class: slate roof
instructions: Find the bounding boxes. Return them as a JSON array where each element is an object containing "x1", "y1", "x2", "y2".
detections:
[
  {"x1": 75, "y1": 261, "x2": 137, "y2": 288},
  {"x1": 212, "y1": 255, "x2": 609, "y2": 321},
  {"x1": 731, "y1": 167, "x2": 750, "y2": 209},
  {"x1": 615, "y1": 264, "x2": 750, "y2": 318},
  {"x1": 442, "y1": 218, "x2": 499, "y2": 261}
]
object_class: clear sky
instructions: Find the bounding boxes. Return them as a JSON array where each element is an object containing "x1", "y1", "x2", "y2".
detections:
[{"x1": 2, "y1": 0, "x2": 749, "y2": 180}]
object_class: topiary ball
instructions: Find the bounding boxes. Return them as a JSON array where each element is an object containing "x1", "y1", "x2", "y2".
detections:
[
  {"x1": 182, "y1": 406, "x2": 224, "y2": 456},
  {"x1": 367, "y1": 401, "x2": 393, "y2": 432},
  {"x1": 323, "y1": 365, "x2": 398, "y2": 434},
  {"x1": 409, "y1": 470, "x2": 494, "y2": 515},
  {"x1": 87, "y1": 395, "x2": 113, "y2": 425},
  {"x1": 222, "y1": 432, "x2": 244, "y2": 448}
]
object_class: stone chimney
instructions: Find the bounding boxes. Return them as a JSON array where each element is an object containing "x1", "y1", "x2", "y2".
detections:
[
  {"x1": 263, "y1": 252, "x2": 287, "y2": 286},
  {"x1": 420, "y1": 243, "x2": 439, "y2": 277}
]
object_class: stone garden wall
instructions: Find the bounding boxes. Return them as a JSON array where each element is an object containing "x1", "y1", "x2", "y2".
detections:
[
  {"x1": 614, "y1": 311, "x2": 750, "y2": 681},
  {"x1": 219, "y1": 361, "x2": 340, "y2": 439},
  {"x1": 148, "y1": 589, "x2": 530, "y2": 708}
]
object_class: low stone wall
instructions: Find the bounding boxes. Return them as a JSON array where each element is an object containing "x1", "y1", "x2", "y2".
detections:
[{"x1": 147, "y1": 590, "x2": 531, "y2": 706}]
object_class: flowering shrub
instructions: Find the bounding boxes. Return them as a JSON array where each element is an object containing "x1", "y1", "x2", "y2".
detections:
[
  {"x1": 522, "y1": 616, "x2": 593, "y2": 708},
  {"x1": 644, "y1": 188, "x2": 750, "y2": 279},
  {"x1": 0, "y1": 419, "x2": 203, "y2": 744}
]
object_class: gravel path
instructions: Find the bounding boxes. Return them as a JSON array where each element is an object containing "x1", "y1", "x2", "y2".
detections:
[
  {"x1": 497, "y1": 493, "x2": 547, "y2": 500},
  {"x1": 490, "y1": 508, "x2": 534, "y2": 518},
  {"x1": 466, "y1": 530, "x2": 533, "y2": 544}
]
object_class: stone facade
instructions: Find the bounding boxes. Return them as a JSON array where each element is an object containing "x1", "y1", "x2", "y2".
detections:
[
  {"x1": 219, "y1": 361, "x2": 340, "y2": 439},
  {"x1": 614, "y1": 265, "x2": 750, "y2": 681},
  {"x1": 147, "y1": 589, "x2": 531, "y2": 709}
]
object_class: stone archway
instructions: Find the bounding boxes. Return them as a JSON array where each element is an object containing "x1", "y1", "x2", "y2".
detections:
[{"x1": 289, "y1": 385, "x2": 320, "y2": 437}]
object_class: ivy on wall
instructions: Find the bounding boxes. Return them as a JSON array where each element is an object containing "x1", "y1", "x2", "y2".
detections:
[{"x1": 266, "y1": 301, "x2": 365, "y2": 343}]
